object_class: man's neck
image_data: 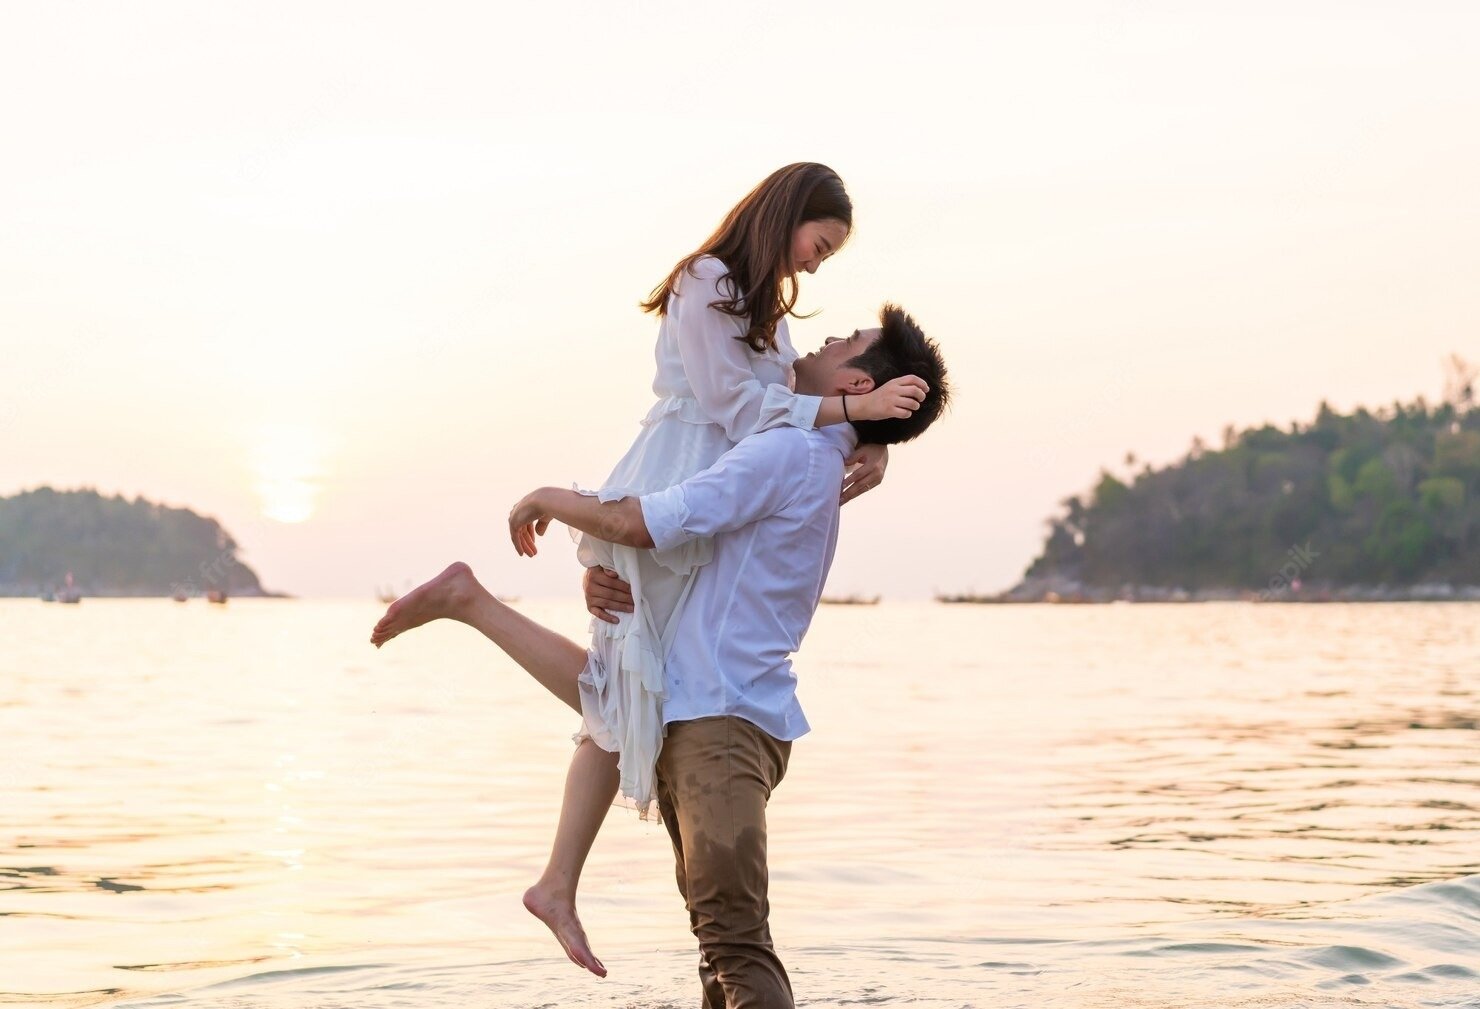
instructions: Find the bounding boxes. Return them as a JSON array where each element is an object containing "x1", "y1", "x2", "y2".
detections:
[{"x1": 796, "y1": 383, "x2": 857, "y2": 400}]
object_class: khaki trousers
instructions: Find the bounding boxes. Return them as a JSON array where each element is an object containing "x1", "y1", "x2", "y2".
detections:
[{"x1": 655, "y1": 715, "x2": 794, "y2": 1009}]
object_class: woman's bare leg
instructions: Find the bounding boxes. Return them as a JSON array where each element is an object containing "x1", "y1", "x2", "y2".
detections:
[
  {"x1": 369, "y1": 561, "x2": 613, "y2": 975},
  {"x1": 523, "y1": 738, "x2": 620, "y2": 977},
  {"x1": 370, "y1": 561, "x2": 585, "y2": 711}
]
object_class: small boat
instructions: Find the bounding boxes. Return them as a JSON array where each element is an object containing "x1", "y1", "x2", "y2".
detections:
[
  {"x1": 496, "y1": 595, "x2": 521, "y2": 604},
  {"x1": 821, "y1": 594, "x2": 880, "y2": 606},
  {"x1": 57, "y1": 572, "x2": 81, "y2": 604},
  {"x1": 172, "y1": 591, "x2": 189, "y2": 602},
  {"x1": 40, "y1": 590, "x2": 56, "y2": 603},
  {"x1": 206, "y1": 589, "x2": 228, "y2": 605}
]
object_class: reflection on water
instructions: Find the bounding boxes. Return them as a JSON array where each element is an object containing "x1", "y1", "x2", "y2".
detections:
[{"x1": 2, "y1": 599, "x2": 1478, "y2": 1007}]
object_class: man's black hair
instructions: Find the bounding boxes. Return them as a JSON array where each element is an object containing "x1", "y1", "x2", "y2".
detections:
[{"x1": 846, "y1": 303, "x2": 951, "y2": 445}]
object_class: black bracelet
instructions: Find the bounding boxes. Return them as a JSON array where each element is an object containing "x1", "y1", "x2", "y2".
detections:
[{"x1": 842, "y1": 394, "x2": 851, "y2": 423}]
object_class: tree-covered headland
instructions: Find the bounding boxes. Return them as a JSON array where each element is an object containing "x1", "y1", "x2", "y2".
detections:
[
  {"x1": 0, "y1": 486, "x2": 274, "y2": 597},
  {"x1": 1015, "y1": 355, "x2": 1480, "y2": 602}
]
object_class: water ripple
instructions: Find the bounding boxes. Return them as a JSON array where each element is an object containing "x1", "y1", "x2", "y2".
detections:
[{"x1": 2, "y1": 599, "x2": 1478, "y2": 1007}]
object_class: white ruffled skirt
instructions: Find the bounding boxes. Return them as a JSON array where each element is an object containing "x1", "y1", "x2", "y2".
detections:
[{"x1": 570, "y1": 396, "x2": 733, "y2": 818}]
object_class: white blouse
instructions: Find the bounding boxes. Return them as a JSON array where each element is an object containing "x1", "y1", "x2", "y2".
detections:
[{"x1": 645, "y1": 254, "x2": 823, "y2": 437}]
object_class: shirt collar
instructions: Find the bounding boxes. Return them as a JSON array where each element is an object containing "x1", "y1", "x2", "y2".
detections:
[{"x1": 818, "y1": 421, "x2": 860, "y2": 457}]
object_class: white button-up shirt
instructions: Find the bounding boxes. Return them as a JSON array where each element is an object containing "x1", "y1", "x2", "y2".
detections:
[{"x1": 638, "y1": 422, "x2": 859, "y2": 741}]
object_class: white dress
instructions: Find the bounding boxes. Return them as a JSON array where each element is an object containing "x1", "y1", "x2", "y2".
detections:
[{"x1": 571, "y1": 254, "x2": 823, "y2": 817}]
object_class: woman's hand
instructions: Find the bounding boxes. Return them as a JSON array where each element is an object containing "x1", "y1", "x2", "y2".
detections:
[
  {"x1": 584, "y1": 566, "x2": 635, "y2": 624},
  {"x1": 842, "y1": 442, "x2": 889, "y2": 504},
  {"x1": 508, "y1": 490, "x2": 553, "y2": 556},
  {"x1": 854, "y1": 375, "x2": 928, "y2": 421}
]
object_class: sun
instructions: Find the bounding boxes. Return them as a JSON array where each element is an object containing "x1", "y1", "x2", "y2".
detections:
[
  {"x1": 256, "y1": 476, "x2": 318, "y2": 523},
  {"x1": 250, "y1": 424, "x2": 329, "y2": 523}
]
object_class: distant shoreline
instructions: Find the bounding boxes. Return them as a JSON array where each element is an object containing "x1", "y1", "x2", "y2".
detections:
[
  {"x1": 2, "y1": 590, "x2": 1475, "y2": 605},
  {"x1": 0, "y1": 588, "x2": 294, "y2": 599},
  {"x1": 939, "y1": 581, "x2": 1480, "y2": 604}
]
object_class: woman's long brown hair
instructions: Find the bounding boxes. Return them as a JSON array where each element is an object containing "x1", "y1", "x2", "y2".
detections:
[{"x1": 640, "y1": 163, "x2": 853, "y2": 354}]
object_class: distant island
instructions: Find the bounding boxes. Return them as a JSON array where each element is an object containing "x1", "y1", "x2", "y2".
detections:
[
  {"x1": 0, "y1": 486, "x2": 280, "y2": 598},
  {"x1": 995, "y1": 356, "x2": 1480, "y2": 603}
]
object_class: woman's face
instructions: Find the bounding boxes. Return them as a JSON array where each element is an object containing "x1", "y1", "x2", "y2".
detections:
[{"x1": 789, "y1": 217, "x2": 850, "y2": 276}]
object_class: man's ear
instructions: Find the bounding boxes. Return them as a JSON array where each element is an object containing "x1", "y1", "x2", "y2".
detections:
[{"x1": 840, "y1": 369, "x2": 875, "y2": 396}]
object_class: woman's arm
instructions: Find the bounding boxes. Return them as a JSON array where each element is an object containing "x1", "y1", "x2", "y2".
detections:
[{"x1": 813, "y1": 378, "x2": 931, "y2": 427}]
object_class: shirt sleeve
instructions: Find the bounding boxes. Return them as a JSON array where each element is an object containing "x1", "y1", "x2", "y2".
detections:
[
  {"x1": 673, "y1": 257, "x2": 824, "y2": 441},
  {"x1": 639, "y1": 430, "x2": 812, "y2": 552}
]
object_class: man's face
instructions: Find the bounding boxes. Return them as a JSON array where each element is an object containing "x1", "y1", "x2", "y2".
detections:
[{"x1": 792, "y1": 327, "x2": 881, "y2": 397}]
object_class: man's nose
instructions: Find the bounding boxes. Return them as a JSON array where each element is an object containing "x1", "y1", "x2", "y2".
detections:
[{"x1": 824, "y1": 336, "x2": 839, "y2": 345}]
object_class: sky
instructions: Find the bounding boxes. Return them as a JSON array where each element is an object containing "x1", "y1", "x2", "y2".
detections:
[{"x1": 3, "y1": 1, "x2": 1478, "y2": 599}]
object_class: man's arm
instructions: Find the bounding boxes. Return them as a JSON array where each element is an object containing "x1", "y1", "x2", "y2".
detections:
[
  {"x1": 637, "y1": 429, "x2": 810, "y2": 552},
  {"x1": 510, "y1": 429, "x2": 811, "y2": 557},
  {"x1": 509, "y1": 488, "x2": 653, "y2": 557}
]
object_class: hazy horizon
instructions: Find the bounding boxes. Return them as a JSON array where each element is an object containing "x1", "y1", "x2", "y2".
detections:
[
  {"x1": 3, "y1": 376, "x2": 1461, "y2": 600},
  {"x1": 5, "y1": 1, "x2": 1478, "y2": 598}
]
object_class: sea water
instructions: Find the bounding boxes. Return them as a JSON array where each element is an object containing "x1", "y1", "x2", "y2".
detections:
[{"x1": 3, "y1": 598, "x2": 1478, "y2": 1008}]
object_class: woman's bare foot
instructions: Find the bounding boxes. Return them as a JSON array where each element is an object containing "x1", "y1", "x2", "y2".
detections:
[
  {"x1": 522, "y1": 881, "x2": 606, "y2": 978},
  {"x1": 370, "y1": 561, "x2": 480, "y2": 648}
]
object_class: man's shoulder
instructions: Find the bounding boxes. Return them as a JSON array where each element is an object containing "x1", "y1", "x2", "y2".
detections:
[
  {"x1": 729, "y1": 426, "x2": 812, "y2": 463},
  {"x1": 716, "y1": 428, "x2": 840, "y2": 487},
  {"x1": 733, "y1": 426, "x2": 798, "y2": 444},
  {"x1": 728, "y1": 428, "x2": 850, "y2": 497},
  {"x1": 736, "y1": 426, "x2": 842, "y2": 458},
  {"x1": 813, "y1": 423, "x2": 858, "y2": 457}
]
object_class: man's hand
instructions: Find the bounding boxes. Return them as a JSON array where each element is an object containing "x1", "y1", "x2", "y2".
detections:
[
  {"x1": 856, "y1": 375, "x2": 928, "y2": 421},
  {"x1": 584, "y1": 565, "x2": 634, "y2": 624},
  {"x1": 508, "y1": 489, "x2": 554, "y2": 556},
  {"x1": 841, "y1": 442, "x2": 889, "y2": 504}
]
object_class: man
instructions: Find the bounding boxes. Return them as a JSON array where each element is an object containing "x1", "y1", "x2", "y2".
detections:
[{"x1": 370, "y1": 303, "x2": 950, "y2": 1007}]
